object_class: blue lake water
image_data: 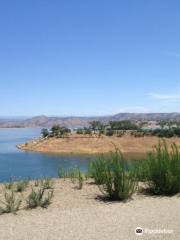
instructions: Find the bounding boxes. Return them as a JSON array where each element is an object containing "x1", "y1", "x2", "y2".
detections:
[{"x1": 0, "y1": 128, "x2": 95, "y2": 182}]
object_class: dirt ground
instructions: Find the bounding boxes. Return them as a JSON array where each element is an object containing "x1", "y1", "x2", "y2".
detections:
[{"x1": 0, "y1": 179, "x2": 180, "y2": 240}]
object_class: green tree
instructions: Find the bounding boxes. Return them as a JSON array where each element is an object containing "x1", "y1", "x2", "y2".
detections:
[
  {"x1": 41, "y1": 128, "x2": 49, "y2": 138},
  {"x1": 89, "y1": 121, "x2": 101, "y2": 132},
  {"x1": 51, "y1": 125, "x2": 61, "y2": 132},
  {"x1": 158, "y1": 121, "x2": 168, "y2": 129},
  {"x1": 109, "y1": 121, "x2": 117, "y2": 130},
  {"x1": 98, "y1": 123, "x2": 105, "y2": 131}
]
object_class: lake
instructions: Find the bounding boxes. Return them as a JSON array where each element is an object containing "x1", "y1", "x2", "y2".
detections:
[{"x1": 0, "y1": 128, "x2": 95, "y2": 182}]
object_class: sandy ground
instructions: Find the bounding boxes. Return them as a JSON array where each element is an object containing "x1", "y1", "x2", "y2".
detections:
[
  {"x1": 0, "y1": 179, "x2": 180, "y2": 240},
  {"x1": 17, "y1": 132, "x2": 180, "y2": 155}
]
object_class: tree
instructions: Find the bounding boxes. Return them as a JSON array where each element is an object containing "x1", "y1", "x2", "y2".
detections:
[
  {"x1": 109, "y1": 120, "x2": 139, "y2": 131},
  {"x1": 89, "y1": 121, "x2": 101, "y2": 132},
  {"x1": 59, "y1": 126, "x2": 71, "y2": 135},
  {"x1": 167, "y1": 121, "x2": 180, "y2": 129},
  {"x1": 41, "y1": 128, "x2": 49, "y2": 138},
  {"x1": 98, "y1": 123, "x2": 105, "y2": 131},
  {"x1": 109, "y1": 121, "x2": 117, "y2": 130},
  {"x1": 51, "y1": 125, "x2": 61, "y2": 132},
  {"x1": 158, "y1": 121, "x2": 167, "y2": 129}
]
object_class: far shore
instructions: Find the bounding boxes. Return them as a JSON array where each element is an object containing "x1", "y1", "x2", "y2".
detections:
[
  {"x1": 0, "y1": 127, "x2": 42, "y2": 130},
  {"x1": 17, "y1": 132, "x2": 180, "y2": 156}
]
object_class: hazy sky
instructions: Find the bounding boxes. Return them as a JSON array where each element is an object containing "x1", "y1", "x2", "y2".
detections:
[{"x1": 0, "y1": 0, "x2": 180, "y2": 116}]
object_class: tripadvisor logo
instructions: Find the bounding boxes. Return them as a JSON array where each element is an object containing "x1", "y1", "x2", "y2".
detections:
[
  {"x1": 135, "y1": 227, "x2": 143, "y2": 235},
  {"x1": 135, "y1": 227, "x2": 173, "y2": 235}
]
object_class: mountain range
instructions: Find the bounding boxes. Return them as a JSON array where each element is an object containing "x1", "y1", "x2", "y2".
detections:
[{"x1": 0, "y1": 113, "x2": 180, "y2": 128}]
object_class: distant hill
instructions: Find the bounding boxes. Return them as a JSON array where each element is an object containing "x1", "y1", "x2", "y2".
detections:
[
  {"x1": 0, "y1": 113, "x2": 180, "y2": 128},
  {"x1": 106, "y1": 112, "x2": 180, "y2": 122}
]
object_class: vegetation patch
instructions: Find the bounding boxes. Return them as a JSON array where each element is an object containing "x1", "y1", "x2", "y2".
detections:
[
  {"x1": 26, "y1": 187, "x2": 54, "y2": 209},
  {"x1": 145, "y1": 140, "x2": 180, "y2": 195},
  {"x1": 90, "y1": 146, "x2": 137, "y2": 201},
  {"x1": 15, "y1": 178, "x2": 29, "y2": 192},
  {"x1": 0, "y1": 190, "x2": 22, "y2": 215}
]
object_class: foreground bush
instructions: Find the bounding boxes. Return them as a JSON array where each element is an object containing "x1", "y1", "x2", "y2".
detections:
[
  {"x1": 4, "y1": 181, "x2": 14, "y2": 190},
  {"x1": 146, "y1": 140, "x2": 180, "y2": 195},
  {"x1": 41, "y1": 177, "x2": 54, "y2": 189},
  {"x1": 92, "y1": 146, "x2": 137, "y2": 200},
  {"x1": 88, "y1": 159, "x2": 106, "y2": 185},
  {"x1": 58, "y1": 166, "x2": 78, "y2": 180},
  {"x1": 58, "y1": 165, "x2": 84, "y2": 189},
  {"x1": 76, "y1": 129, "x2": 84, "y2": 135},
  {"x1": 105, "y1": 130, "x2": 115, "y2": 136},
  {"x1": 0, "y1": 191, "x2": 22, "y2": 215},
  {"x1": 131, "y1": 160, "x2": 149, "y2": 182},
  {"x1": 77, "y1": 167, "x2": 84, "y2": 189},
  {"x1": 15, "y1": 178, "x2": 29, "y2": 192},
  {"x1": 26, "y1": 187, "x2": 54, "y2": 209}
]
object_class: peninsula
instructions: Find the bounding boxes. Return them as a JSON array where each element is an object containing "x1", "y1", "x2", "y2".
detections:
[{"x1": 17, "y1": 131, "x2": 180, "y2": 155}]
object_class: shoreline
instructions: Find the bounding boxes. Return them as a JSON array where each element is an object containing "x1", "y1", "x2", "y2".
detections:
[
  {"x1": 17, "y1": 148, "x2": 147, "y2": 159},
  {"x1": 16, "y1": 132, "x2": 180, "y2": 156},
  {"x1": 0, "y1": 127, "x2": 42, "y2": 129}
]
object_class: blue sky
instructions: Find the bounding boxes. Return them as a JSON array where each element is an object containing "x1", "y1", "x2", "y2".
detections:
[{"x1": 0, "y1": 0, "x2": 180, "y2": 116}]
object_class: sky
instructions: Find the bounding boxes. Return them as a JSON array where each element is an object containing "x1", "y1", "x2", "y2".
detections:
[{"x1": 0, "y1": 0, "x2": 180, "y2": 117}]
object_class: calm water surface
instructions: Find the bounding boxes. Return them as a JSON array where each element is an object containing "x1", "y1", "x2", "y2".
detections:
[{"x1": 0, "y1": 128, "x2": 95, "y2": 182}]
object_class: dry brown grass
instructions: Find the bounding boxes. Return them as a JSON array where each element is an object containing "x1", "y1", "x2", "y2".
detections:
[{"x1": 17, "y1": 132, "x2": 180, "y2": 155}]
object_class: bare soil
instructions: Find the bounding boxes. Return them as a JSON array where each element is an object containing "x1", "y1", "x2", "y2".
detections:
[{"x1": 0, "y1": 179, "x2": 180, "y2": 240}]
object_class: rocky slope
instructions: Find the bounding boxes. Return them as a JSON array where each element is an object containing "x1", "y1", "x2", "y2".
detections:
[{"x1": 1, "y1": 112, "x2": 180, "y2": 128}]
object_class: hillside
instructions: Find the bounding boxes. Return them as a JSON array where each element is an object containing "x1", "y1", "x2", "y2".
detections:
[{"x1": 1, "y1": 112, "x2": 180, "y2": 128}]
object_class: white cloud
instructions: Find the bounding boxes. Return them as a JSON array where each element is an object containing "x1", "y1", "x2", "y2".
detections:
[{"x1": 150, "y1": 93, "x2": 180, "y2": 99}]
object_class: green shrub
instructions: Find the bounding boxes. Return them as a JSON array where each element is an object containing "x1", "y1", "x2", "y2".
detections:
[
  {"x1": 58, "y1": 165, "x2": 71, "y2": 179},
  {"x1": 88, "y1": 159, "x2": 106, "y2": 185},
  {"x1": 77, "y1": 167, "x2": 84, "y2": 189},
  {"x1": 84, "y1": 171, "x2": 90, "y2": 180},
  {"x1": 76, "y1": 129, "x2": 84, "y2": 134},
  {"x1": 42, "y1": 128, "x2": 49, "y2": 138},
  {"x1": 15, "y1": 178, "x2": 29, "y2": 192},
  {"x1": 99, "y1": 130, "x2": 105, "y2": 135},
  {"x1": 57, "y1": 165, "x2": 84, "y2": 189},
  {"x1": 0, "y1": 191, "x2": 22, "y2": 215},
  {"x1": 93, "y1": 146, "x2": 137, "y2": 200},
  {"x1": 34, "y1": 178, "x2": 40, "y2": 187},
  {"x1": 174, "y1": 128, "x2": 180, "y2": 137},
  {"x1": 4, "y1": 181, "x2": 14, "y2": 190},
  {"x1": 105, "y1": 130, "x2": 115, "y2": 136},
  {"x1": 131, "y1": 160, "x2": 149, "y2": 182},
  {"x1": 40, "y1": 177, "x2": 54, "y2": 189},
  {"x1": 152, "y1": 129, "x2": 174, "y2": 138},
  {"x1": 146, "y1": 140, "x2": 180, "y2": 195},
  {"x1": 58, "y1": 166, "x2": 64, "y2": 178},
  {"x1": 26, "y1": 187, "x2": 54, "y2": 209},
  {"x1": 84, "y1": 128, "x2": 92, "y2": 135},
  {"x1": 67, "y1": 167, "x2": 79, "y2": 183}
]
